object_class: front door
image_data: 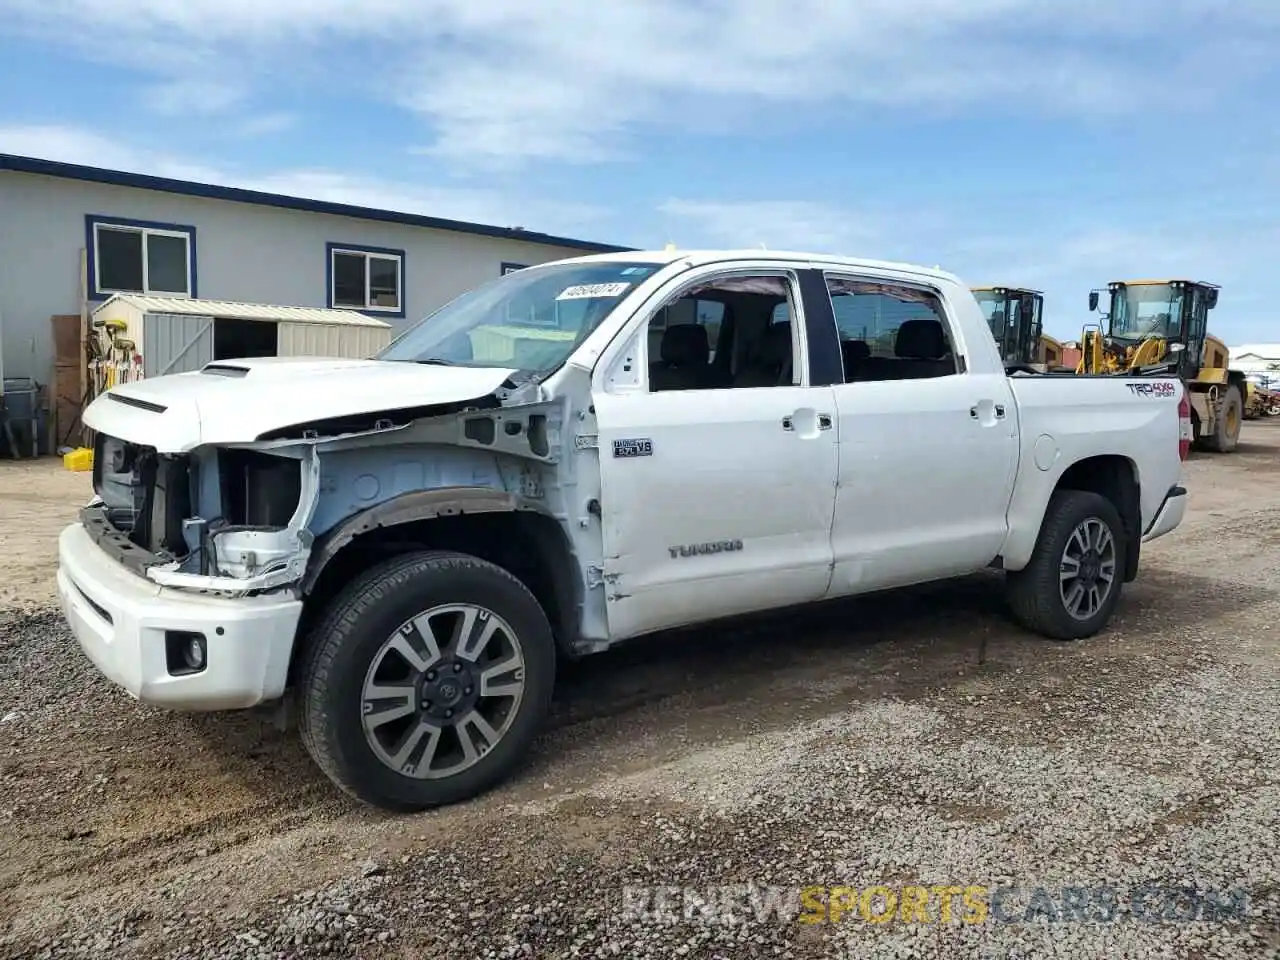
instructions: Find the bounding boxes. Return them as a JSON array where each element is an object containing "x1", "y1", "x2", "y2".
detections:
[{"x1": 593, "y1": 268, "x2": 839, "y2": 640}]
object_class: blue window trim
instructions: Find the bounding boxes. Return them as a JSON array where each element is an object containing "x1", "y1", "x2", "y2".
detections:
[
  {"x1": 325, "y1": 241, "x2": 407, "y2": 319},
  {"x1": 85, "y1": 214, "x2": 198, "y2": 301},
  {"x1": 501, "y1": 261, "x2": 530, "y2": 275}
]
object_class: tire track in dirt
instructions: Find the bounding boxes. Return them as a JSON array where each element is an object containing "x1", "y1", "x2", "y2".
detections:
[{"x1": 2, "y1": 424, "x2": 1278, "y2": 955}]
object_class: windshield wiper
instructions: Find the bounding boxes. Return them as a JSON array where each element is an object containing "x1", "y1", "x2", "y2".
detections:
[{"x1": 414, "y1": 357, "x2": 459, "y2": 366}]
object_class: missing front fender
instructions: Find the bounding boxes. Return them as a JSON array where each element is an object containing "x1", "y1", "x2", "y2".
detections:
[{"x1": 145, "y1": 448, "x2": 322, "y2": 595}]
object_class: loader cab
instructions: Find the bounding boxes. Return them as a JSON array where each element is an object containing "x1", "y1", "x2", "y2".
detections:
[
  {"x1": 973, "y1": 286, "x2": 1044, "y2": 365},
  {"x1": 1092, "y1": 279, "x2": 1219, "y2": 378}
]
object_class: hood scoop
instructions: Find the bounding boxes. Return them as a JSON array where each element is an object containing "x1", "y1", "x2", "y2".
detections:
[
  {"x1": 108, "y1": 393, "x2": 168, "y2": 413},
  {"x1": 201, "y1": 363, "x2": 251, "y2": 377}
]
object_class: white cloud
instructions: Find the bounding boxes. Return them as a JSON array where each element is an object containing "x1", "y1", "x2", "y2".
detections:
[
  {"x1": 234, "y1": 113, "x2": 297, "y2": 137},
  {"x1": 141, "y1": 78, "x2": 247, "y2": 117},
  {"x1": 657, "y1": 199, "x2": 921, "y2": 257},
  {"x1": 4, "y1": 96, "x2": 1279, "y2": 341},
  {"x1": 657, "y1": 194, "x2": 1280, "y2": 343},
  {"x1": 0, "y1": 124, "x2": 613, "y2": 242},
  {"x1": 0, "y1": 124, "x2": 229, "y2": 183},
  {"x1": 1, "y1": 0, "x2": 1278, "y2": 165}
]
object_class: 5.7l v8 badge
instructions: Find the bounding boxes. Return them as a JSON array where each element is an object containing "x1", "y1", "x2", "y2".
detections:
[{"x1": 612, "y1": 438, "x2": 653, "y2": 458}]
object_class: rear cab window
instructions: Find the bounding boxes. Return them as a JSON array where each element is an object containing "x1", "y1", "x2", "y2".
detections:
[{"x1": 822, "y1": 275, "x2": 964, "y2": 383}]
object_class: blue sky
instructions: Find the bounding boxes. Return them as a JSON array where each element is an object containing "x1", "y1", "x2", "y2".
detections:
[{"x1": 1, "y1": 0, "x2": 1278, "y2": 343}]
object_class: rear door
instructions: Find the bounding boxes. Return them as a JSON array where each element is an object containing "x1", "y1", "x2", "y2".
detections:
[
  {"x1": 819, "y1": 271, "x2": 1020, "y2": 595},
  {"x1": 592, "y1": 263, "x2": 840, "y2": 640}
]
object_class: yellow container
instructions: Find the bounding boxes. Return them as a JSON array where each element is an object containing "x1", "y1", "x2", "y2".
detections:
[{"x1": 63, "y1": 447, "x2": 94, "y2": 472}]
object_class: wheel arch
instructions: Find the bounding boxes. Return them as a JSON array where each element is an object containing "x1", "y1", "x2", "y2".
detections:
[
  {"x1": 1049, "y1": 455, "x2": 1141, "y2": 582},
  {"x1": 295, "y1": 487, "x2": 585, "y2": 675}
]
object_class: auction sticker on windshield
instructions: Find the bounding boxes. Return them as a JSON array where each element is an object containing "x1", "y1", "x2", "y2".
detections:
[{"x1": 556, "y1": 282, "x2": 632, "y2": 301}]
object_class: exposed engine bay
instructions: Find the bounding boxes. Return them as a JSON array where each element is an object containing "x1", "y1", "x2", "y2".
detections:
[{"x1": 87, "y1": 433, "x2": 319, "y2": 595}]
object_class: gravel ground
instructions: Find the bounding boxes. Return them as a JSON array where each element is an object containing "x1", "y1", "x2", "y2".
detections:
[{"x1": 1, "y1": 423, "x2": 1279, "y2": 960}]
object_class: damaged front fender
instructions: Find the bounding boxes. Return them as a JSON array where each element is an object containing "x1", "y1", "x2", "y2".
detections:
[{"x1": 126, "y1": 387, "x2": 569, "y2": 599}]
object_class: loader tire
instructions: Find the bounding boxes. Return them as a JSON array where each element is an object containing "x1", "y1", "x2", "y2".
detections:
[
  {"x1": 1204, "y1": 385, "x2": 1242, "y2": 453},
  {"x1": 1006, "y1": 490, "x2": 1127, "y2": 642}
]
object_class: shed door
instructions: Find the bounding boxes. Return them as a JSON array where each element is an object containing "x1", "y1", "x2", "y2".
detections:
[{"x1": 143, "y1": 313, "x2": 214, "y2": 377}]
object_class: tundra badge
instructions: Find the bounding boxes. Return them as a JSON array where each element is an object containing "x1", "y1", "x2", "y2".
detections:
[{"x1": 668, "y1": 539, "x2": 744, "y2": 559}]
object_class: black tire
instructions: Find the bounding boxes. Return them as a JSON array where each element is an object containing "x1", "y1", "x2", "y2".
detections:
[
  {"x1": 297, "y1": 550, "x2": 556, "y2": 811},
  {"x1": 1208, "y1": 386, "x2": 1239, "y2": 455},
  {"x1": 1205, "y1": 385, "x2": 1242, "y2": 453},
  {"x1": 1006, "y1": 490, "x2": 1128, "y2": 641}
]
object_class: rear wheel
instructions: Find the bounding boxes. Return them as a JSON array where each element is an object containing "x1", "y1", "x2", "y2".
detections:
[
  {"x1": 1204, "y1": 385, "x2": 1242, "y2": 452},
  {"x1": 1006, "y1": 490, "x2": 1127, "y2": 641},
  {"x1": 297, "y1": 550, "x2": 556, "y2": 811}
]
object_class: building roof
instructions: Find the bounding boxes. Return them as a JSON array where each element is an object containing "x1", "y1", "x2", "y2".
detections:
[
  {"x1": 1230, "y1": 344, "x2": 1280, "y2": 359},
  {"x1": 0, "y1": 153, "x2": 633, "y2": 254},
  {"x1": 93, "y1": 293, "x2": 393, "y2": 327}
]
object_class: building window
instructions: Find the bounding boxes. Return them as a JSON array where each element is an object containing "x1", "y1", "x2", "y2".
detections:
[
  {"x1": 86, "y1": 215, "x2": 196, "y2": 299},
  {"x1": 501, "y1": 262, "x2": 529, "y2": 275},
  {"x1": 327, "y1": 243, "x2": 405, "y2": 316}
]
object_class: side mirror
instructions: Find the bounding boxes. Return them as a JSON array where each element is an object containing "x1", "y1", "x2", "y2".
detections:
[
  {"x1": 1206, "y1": 289, "x2": 1219, "y2": 309},
  {"x1": 1088, "y1": 291, "x2": 1100, "y2": 312},
  {"x1": 1168, "y1": 342, "x2": 1186, "y2": 353}
]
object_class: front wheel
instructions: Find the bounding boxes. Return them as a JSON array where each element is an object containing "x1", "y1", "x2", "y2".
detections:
[
  {"x1": 1006, "y1": 490, "x2": 1128, "y2": 641},
  {"x1": 297, "y1": 550, "x2": 556, "y2": 811}
]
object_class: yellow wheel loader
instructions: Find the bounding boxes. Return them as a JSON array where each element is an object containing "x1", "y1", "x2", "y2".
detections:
[
  {"x1": 973, "y1": 286, "x2": 1066, "y2": 371},
  {"x1": 1080, "y1": 279, "x2": 1246, "y2": 452}
]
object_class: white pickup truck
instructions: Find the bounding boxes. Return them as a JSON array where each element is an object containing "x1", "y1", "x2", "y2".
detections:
[{"x1": 57, "y1": 249, "x2": 1191, "y2": 811}]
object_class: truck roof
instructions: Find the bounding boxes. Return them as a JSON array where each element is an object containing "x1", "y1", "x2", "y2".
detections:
[{"x1": 535, "y1": 248, "x2": 967, "y2": 285}]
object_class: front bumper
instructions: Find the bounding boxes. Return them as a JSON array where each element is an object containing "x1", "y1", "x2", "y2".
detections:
[
  {"x1": 1142, "y1": 484, "x2": 1188, "y2": 543},
  {"x1": 56, "y1": 522, "x2": 303, "y2": 711}
]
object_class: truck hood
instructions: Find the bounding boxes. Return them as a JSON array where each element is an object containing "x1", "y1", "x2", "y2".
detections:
[{"x1": 81, "y1": 356, "x2": 519, "y2": 452}]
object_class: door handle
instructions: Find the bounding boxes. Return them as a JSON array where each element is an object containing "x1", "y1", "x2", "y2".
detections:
[
  {"x1": 970, "y1": 400, "x2": 1006, "y2": 422},
  {"x1": 783, "y1": 410, "x2": 828, "y2": 436}
]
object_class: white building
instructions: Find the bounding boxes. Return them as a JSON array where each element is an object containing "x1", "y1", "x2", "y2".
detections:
[
  {"x1": 0, "y1": 152, "x2": 629, "y2": 391},
  {"x1": 1229, "y1": 344, "x2": 1280, "y2": 375}
]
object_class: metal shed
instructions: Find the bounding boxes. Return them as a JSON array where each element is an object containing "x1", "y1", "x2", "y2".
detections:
[{"x1": 89, "y1": 294, "x2": 394, "y2": 380}]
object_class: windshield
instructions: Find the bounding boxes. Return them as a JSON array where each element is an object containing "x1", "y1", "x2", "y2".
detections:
[
  {"x1": 377, "y1": 260, "x2": 665, "y2": 372},
  {"x1": 1109, "y1": 283, "x2": 1183, "y2": 341}
]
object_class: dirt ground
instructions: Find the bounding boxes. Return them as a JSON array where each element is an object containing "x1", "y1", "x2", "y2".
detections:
[
  {"x1": 1, "y1": 424, "x2": 1278, "y2": 959},
  {"x1": 0, "y1": 460, "x2": 90, "y2": 610}
]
